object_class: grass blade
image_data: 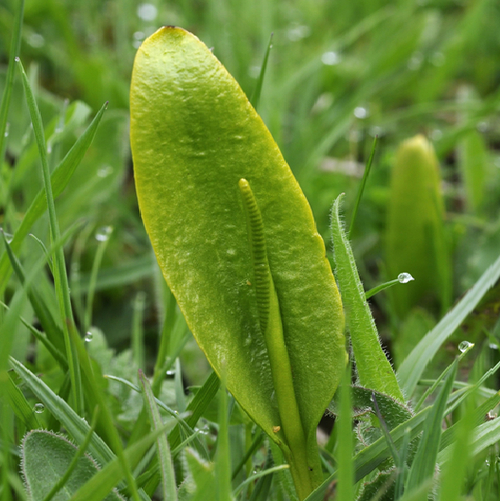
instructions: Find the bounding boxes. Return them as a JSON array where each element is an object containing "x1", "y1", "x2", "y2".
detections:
[
  {"x1": 16, "y1": 58, "x2": 82, "y2": 412},
  {"x1": 331, "y1": 194, "x2": 404, "y2": 402},
  {"x1": 398, "y1": 252, "x2": 500, "y2": 397},
  {"x1": 139, "y1": 370, "x2": 177, "y2": 501},
  {"x1": 0, "y1": 101, "x2": 107, "y2": 295},
  {"x1": 216, "y1": 378, "x2": 232, "y2": 501},
  {"x1": 0, "y1": 0, "x2": 24, "y2": 167},
  {"x1": 5, "y1": 374, "x2": 41, "y2": 430},
  {"x1": 249, "y1": 33, "x2": 273, "y2": 110},
  {"x1": 405, "y1": 361, "x2": 457, "y2": 493},
  {"x1": 348, "y1": 136, "x2": 378, "y2": 239},
  {"x1": 336, "y1": 366, "x2": 354, "y2": 501}
]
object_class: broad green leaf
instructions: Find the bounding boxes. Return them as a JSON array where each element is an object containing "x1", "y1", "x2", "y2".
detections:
[
  {"x1": 331, "y1": 194, "x2": 404, "y2": 402},
  {"x1": 130, "y1": 25, "x2": 346, "y2": 492},
  {"x1": 21, "y1": 430, "x2": 124, "y2": 501},
  {"x1": 398, "y1": 251, "x2": 500, "y2": 397}
]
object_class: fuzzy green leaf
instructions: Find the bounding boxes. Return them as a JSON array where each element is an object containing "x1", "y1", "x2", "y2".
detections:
[{"x1": 331, "y1": 194, "x2": 404, "y2": 402}]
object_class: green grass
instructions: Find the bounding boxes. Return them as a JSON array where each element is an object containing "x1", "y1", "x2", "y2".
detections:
[{"x1": 1, "y1": 0, "x2": 500, "y2": 499}]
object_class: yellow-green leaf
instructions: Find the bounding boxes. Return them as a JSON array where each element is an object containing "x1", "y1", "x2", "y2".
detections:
[{"x1": 130, "y1": 26, "x2": 346, "y2": 460}]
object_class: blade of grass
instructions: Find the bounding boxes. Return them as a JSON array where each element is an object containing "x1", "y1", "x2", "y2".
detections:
[
  {"x1": 235, "y1": 465, "x2": 289, "y2": 497},
  {"x1": 331, "y1": 194, "x2": 404, "y2": 402},
  {"x1": 1, "y1": 230, "x2": 65, "y2": 353},
  {"x1": 83, "y1": 226, "x2": 113, "y2": 333},
  {"x1": 139, "y1": 371, "x2": 177, "y2": 501},
  {"x1": 365, "y1": 274, "x2": 414, "y2": 300},
  {"x1": 132, "y1": 292, "x2": 146, "y2": 371},
  {"x1": 0, "y1": 101, "x2": 107, "y2": 295},
  {"x1": 67, "y1": 325, "x2": 142, "y2": 501},
  {"x1": 405, "y1": 361, "x2": 457, "y2": 494},
  {"x1": 398, "y1": 252, "x2": 500, "y2": 397},
  {"x1": 249, "y1": 33, "x2": 273, "y2": 110},
  {"x1": 336, "y1": 365, "x2": 354, "y2": 501},
  {"x1": 5, "y1": 374, "x2": 41, "y2": 430},
  {"x1": 348, "y1": 136, "x2": 378, "y2": 239},
  {"x1": 0, "y1": 0, "x2": 24, "y2": 168},
  {"x1": 216, "y1": 377, "x2": 231, "y2": 501},
  {"x1": 16, "y1": 58, "x2": 82, "y2": 412},
  {"x1": 414, "y1": 341, "x2": 474, "y2": 412}
]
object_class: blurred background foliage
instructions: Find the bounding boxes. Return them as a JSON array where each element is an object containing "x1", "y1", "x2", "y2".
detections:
[{"x1": 1, "y1": 0, "x2": 500, "y2": 382}]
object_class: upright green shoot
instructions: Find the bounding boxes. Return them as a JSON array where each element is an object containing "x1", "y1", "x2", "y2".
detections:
[{"x1": 16, "y1": 59, "x2": 83, "y2": 414}]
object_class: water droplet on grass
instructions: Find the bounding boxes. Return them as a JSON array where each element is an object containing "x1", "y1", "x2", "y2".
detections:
[
  {"x1": 14, "y1": 57, "x2": 20, "y2": 63},
  {"x1": 84, "y1": 331, "x2": 93, "y2": 342},
  {"x1": 321, "y1": 51, "x2": 340, "y2": 66},
  {"x1": 354, "y1": 106, "x2": 368, "y2": 119},
  {"x1": 97, "y1": 165, "x2": 113, "y2": 178},
  {"x1": 137, "y1": 3, "x2": 158, "y2": 21},
  {"x1": 398, "y1": 273, "x2": 414, "y2": 284},
  {"x1": 95, "y1": 226, "x2": 112, "y2": 242},
  {"x1": 458, "y1": 341, "x2": 473, "y2": 353},
  {"x1": 34, "y1": 403, "x2": 45, "y2": 414}
]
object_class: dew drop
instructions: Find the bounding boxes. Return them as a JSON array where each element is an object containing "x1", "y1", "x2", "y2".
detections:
[
  {"x1": 95, "y1": 225, "x2": 113, "y2": 242},
  {"x1": 458, "y1": 341, "x2": 474, "y2": 353},
  {"x1": 137, "y1": 3, "x2": 158, "y2": 21},
  {"x1": 97, "y1": 165, "x2": 113, "y2": 178},
  {"x1": 166, "y1": 370, "x2": 175, "y2": 377},
  {"x1": 321, "y1": 51, "x2": 340, "y2": 66},
  {"x1": 84, "y1": 331, "x2": 93, "y2": 342},
  {"x1": 34, "y1": 403, "x2": 45, "y2": 414},
  {"x1": 489, "y1": 343, "x2": 498, "y2": 350},
  {"x1": 354, "y1": 106, "x2": 369, "y2": 119},
  {"x1": 14, "y1": 56, "x2": 20, "y2": 62},
  {"x1": 398, "y1": 273, "x2": 414, "y2": 284}
]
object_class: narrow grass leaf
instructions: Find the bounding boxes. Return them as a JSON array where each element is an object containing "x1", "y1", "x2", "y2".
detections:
[
  {"x1": 331, "y1": 194, "x2": 404, "y2": 402},
  {"x1": 405, "y1": 361, "x2": 457, "y2": 493},
  {"x1": 348, "y1": 136, "x2": 378, "y2": 239},
  {"x1": 438, "y1": 395, "x2": 475, "y2": 501},
  {"x1": 9, "y1": 357, "x2": 115, "y2": 466},
  {"x1": 5, "y1": 375, "x2": 41, "y2": 430},
  {"x1": 398, "y1": 252, "x2": 500, "y2": 397},
  {"x1": 67, "y1": 327, "x2": 141, "y2": 501},
  {"x1": 249, "y1": 33, "x2": 273, "y2": 110},
  {"x1": 336, "y1": 366, "x2": 354, "y2": 501},
  {"x1": 234, "y1": 465, "x2": 289, "y2": 496},
  {"x1": 440, "y1": 390, "x2": 500, "y2": 452},
  {"x1": 2, "y1": 231, "x2": 65, "y2": 353},
  {"x1": 17, "y1": 58, "x2": 82, "y2": 413},
  {"x1": 0, "y1": 101, "x2": 107, "y2": 295},
  {"x1": 216, "y1": 378, "x2": 231, "y2": 501},
  {"x1": 139, "y1": 371, "x2": 177, "y2": 501},
  {"x1": 168, "y1": 371, "x2": 220, "y2": 450},
  {"x1": 0, "y1": 0, "x2": 24, "y2": 166},
  {"x1": 68, "y1": 424, "x2": 173, "y2": 501},
  {"x1": 365, "y1": 274, "x2": 414, "y2": 300}
]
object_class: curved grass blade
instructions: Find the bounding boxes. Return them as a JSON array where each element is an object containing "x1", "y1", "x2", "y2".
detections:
[
  {"x1": 348, "y1": 136, "x2": 378, "y2": 239},
  {"x1": 139, "y1": 371, "x2": 177, "y2": 501},
  {"x1": 331, "y1": 194, "x2": 404, "y2": 402},
  {"x1": 397, "y1": 252, "x2": 500, "y2": 397},
  {"x1": 249, "y1": 33, "x2": 273, "y2": 110},
  {"x1": 0, "y1": 0, "x2": 24, "y2": 167},
  {"x1": 0, "y1": 101, "x2": 107, "y2": 295},
  {"x1": 405, "y1": 361, "x2": 456, "y2": 493}
]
